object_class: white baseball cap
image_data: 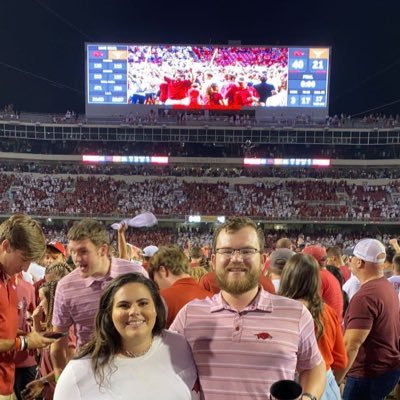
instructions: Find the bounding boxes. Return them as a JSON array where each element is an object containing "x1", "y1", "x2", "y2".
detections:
[
  {"x1": 143, "y1": 245, "x2": 159, "y2": 258},
  {"x1": 353, "y1": 238, "x2": 386, "y2": 264}
]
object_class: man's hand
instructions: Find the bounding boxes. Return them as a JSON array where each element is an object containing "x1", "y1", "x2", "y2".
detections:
[
  {"x1": 118, "y1": 222, "x2": 128, "y2": 234},
  {"x1": 21, "y1": 379, "x2": 47, "y2": 400},
  {"x1": 26, "y1": 331, "x2": 57, "y2": 350}
]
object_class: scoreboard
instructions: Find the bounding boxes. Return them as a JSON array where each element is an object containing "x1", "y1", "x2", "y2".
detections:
[
  {"x1": 87, "y1": 45, "x2": 128, "y2": 104},
  {"x1": 86, "y1": 44, "x2": 330, "y2": 109},
  {"x1": 287, "y1": 48, "x2": 329, "y2": 107}
]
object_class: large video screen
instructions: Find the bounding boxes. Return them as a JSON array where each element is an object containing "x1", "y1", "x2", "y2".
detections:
[{"x1": 86, "y1": 44, "x2": 330, "y2": 109}]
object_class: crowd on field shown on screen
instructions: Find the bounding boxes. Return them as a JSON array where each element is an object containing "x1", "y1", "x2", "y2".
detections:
[{"x1": 126, "y1": 45, "x2": 288, "y2": 107}]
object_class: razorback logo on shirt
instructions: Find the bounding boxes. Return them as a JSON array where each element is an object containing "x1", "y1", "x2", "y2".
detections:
[{"x1": 255, "y1": 332, "x2": 272, "y2": 340}]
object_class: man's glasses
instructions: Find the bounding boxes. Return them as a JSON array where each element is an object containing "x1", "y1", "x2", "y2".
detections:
[{"x1": 215, "y1": 248, "x2": 261, "y2": 258}]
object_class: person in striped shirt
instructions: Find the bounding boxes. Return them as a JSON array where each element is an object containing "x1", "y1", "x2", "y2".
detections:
[
  {"x1": 50, "y1": 219, "x2": 148, "y2": 382},
  {"x1": 170, "y1": 216, "x2": 326, "y2": 400}
]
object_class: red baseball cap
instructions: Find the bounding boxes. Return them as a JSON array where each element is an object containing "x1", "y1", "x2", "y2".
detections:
[
  {"x1": 302, "y1": 245, "x2": 327, "y2": 265},
  {"x1": 47, "y1": 241, "x2": 66, "y2": 257}
]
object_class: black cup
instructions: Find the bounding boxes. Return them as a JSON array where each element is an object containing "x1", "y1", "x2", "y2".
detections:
[{"x1": 269, "y1": 379, "x2": 302, "y2": 400}]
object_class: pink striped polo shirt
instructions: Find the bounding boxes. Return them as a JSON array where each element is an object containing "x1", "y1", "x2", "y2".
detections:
[
  {"x1": 170, "y1": 289, "x2": 322, "y2": 400},
  {"x1": 52, "y1": 257, "x2": 148, "y2": 348}
]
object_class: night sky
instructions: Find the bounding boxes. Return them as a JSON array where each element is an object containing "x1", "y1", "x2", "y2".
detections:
[{"x1": 2, "y1": 0, "x2": 400, "y2": 116}]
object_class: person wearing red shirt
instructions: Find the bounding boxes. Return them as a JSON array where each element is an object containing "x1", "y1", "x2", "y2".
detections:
[
  {"x1": 0, "y1": 214, "x2": 56, "y2": 398},
  {"x1": 205, "y1": 83, "x2": 224, "y2": 106},
  {"x1": 188, "y1": 83, "x2": 202, "y2": 107},
  {"x1": 232, "y1": 78, "x2": 259, "y2": 106},
  {"x1": 163, "y1": 69, "x2": 194, "y2": 104},
  {"x1": 148, "y1": 245, "x2": 211, "y2": 327},
  {"x1": 302, "y1": 244, "x2": 344, "y2": 324},
  {"x1": 326, "y1": 246, "x2": 351, "y2": 283},
  {"x1": 14, "y1": 273, "x2": 37, "y2": 400},
  {"x1": 279, "y1": 253, "x2": 347, "y2": 400}
]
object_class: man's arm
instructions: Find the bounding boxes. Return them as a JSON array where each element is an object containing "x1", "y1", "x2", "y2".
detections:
[
  {"x1": 0, "y1": 331, "x2": 56, "y2": 352},
  {"x1": 50, "y1": 326, "x2": 70, "y2": 379},
  {"x1": 389, "y1": 238, "x2": 400, "y2": 254},
  {"x1": 117, "y1": 223, "x2": 129, "y2": 260},
  {"x1": 298, "y1": 360, "x2": 326, "y2": 400},
  {"x1": 334, "y1": 328, "x2": 370, "y2": 384},
  {"x1": 0, "y1": 338, "x2": 17, "y2": 352}
]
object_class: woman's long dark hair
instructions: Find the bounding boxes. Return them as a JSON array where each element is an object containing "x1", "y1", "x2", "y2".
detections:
[
  {"x1": 76, "y1": 273, "x2": 166, "y2": 386},
  {"x1": 279, "y1": 253, "x2": 324, "y2": 339}
]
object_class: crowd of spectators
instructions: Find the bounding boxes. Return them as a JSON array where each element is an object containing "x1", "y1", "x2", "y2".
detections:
[
  {"x1": 325, "y1": 112, "x2": 400, "y2": 128},
  {"x1": 2, "y1": 102, "x2": 400, "y2": 129},
  {"x1": 38, "y1": 222, "x2": 396, "y2": 256},
  {"x1": 0, "y1": 104, "x2": 19, "y2": 120},
  {"x1": 1, "y1": 173, "x2": 400, "y2": 222},
  {"x1": 2, "y1": 160, "x2": 400, "y2": 179}
]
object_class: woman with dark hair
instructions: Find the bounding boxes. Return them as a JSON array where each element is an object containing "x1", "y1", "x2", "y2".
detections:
[
  {"x1": 279, "y1": 253, "x2": 347, "y2": 400},
  {"x1": 54, "y1": 273, "x2": 198, "y2": 400}
]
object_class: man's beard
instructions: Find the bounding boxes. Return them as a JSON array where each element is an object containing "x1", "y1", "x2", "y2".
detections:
[{"x1": 215, "y1": 266, "x2": 259, "y2": 295}]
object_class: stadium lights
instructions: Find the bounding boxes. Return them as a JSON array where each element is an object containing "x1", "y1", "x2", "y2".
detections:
[
  {"x1": 82, "y1": 155, "x2": 169, "y2": 164},
  {"x1": 243, "y1": 158, "x2": 330, "y2": 167}
]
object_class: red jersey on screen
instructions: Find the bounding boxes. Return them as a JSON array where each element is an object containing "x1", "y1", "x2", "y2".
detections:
[{"x1": 164, "y1": 77, "x2": 191, "y2": 100}]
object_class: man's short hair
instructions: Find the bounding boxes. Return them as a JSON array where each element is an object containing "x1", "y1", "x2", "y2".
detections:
[
  {"x1": 0, "y1": 213, "x2": 45, "y2": 261},
  {"x1": 392, "y1": 253, "x2": 400, "y2": 273},
  {"x1": 212, "y1": 217, "x2": 265, "y2": 253},
  {"x1": 67, "y1": 219, "x2": 110, "y2": 248},
  {"x1": 148, "y1": 245, "x2": 189, "y2": 277},
  {"x1": 385, "y1": 245, "x2": 396, "y2": 264},
  {"x1": 190, "y1": 246, "x2": 203, "y2": 259},
  {"x1": 326, "y1": 246, "x2": 342, "y2": 259},
  {"x1": 276, "y1": 238, "x2": 292, "y2": 249}
]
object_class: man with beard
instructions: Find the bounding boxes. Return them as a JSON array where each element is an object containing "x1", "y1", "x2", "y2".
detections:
[{"x1": 170, "y1": 217, "x2": 326, "y2": 400}]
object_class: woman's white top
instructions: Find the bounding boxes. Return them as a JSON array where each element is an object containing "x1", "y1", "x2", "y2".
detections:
[{"x1": 54, "y1": 330, "x2": 198, "y2": 400}]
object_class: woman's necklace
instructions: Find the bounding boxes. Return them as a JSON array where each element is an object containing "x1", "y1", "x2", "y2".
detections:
[{"x1": 123, "y1": 338, "x2": 153, "y2": 358}]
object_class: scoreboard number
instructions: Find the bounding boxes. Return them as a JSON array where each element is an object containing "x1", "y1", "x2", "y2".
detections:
[
  {"x1": 291, "y1": 59, "x2": 305, "y2": 69},
  {"x1": 311, "y1": 60, "x2": 324, "y2": 70}
]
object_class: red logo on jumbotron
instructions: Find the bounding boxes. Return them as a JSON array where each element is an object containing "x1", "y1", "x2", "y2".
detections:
[
  {"x1": 293, "y1": 50, "x2": 304, "y2": 57},
  {"x1": 93, "y1": 50, "x2": 104, "y2": 58}
]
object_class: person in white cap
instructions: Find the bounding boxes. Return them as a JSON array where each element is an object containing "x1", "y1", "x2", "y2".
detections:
[
  {"x1": 143, "y1": 245, "x2": 159, "y2": 259},
  {"x1": 142, "y1": 245, "x2": 159, "y2": 270},
  {"x1": 336, "y1": 238, "x2": 400, "y2": 400}
]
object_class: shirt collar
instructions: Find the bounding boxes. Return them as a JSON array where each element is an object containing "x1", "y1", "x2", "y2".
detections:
[
  {"x1": 210, "y1": 287, "x2": 274, "y2": 313},
  {"x1": 83, "y1": 258, "x2": 114, "y2": 288}
]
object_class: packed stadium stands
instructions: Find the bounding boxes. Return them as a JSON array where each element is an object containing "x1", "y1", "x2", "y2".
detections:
[{"x1": 1, "y1": 106, "x2": 400, "y2": 252}]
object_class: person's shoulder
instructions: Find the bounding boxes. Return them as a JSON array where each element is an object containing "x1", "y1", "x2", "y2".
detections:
[
  {"x1": 161, "y1": 329, "x2": 187, "y2": 344},
  {"x1": 160, "y1": 330, "x2": 193, "y2": 357},
  {"x1": 60, "y1": 357, "x2": 94, "y2": 383},
  {"x1": 323, "y1": 302, "x2": 339, "y2": 321},
  {"x1": 111, "y1": 257, "x2": 147, "y2": 273},
  {"x1": 174, "y1": 294, "x2": 215, "y2": 315},
  {"x1": 343, "y1": 274, "x2": 359, "y2": 288},
  {"x1": 64, "y1": 356, "x2": 91, "y2": 371},
  {"x1": 57, "y1": 268, "x2": 80, "y2": 286}
]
